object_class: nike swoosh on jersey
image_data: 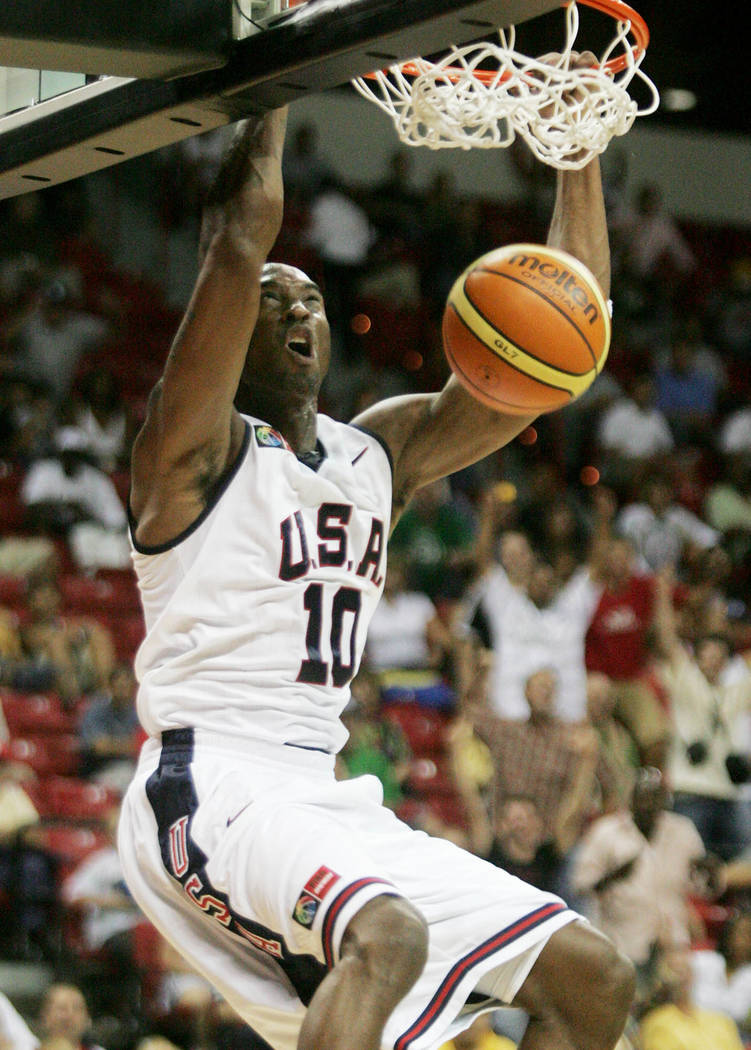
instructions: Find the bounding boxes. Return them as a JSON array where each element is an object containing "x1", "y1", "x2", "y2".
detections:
[
  {"x1": 226, "y1": 803, "x2": 251, "y2": 827},
  {"x1": 351, "y1": 447, "x2": 369, "y2": 466}
]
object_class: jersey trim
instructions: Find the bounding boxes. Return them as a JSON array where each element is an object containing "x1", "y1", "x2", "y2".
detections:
[
  {"x1": 129, "y1": 421, "x2": 252, "y2": 555},
  {"x1": 351, "y1": 424, "x2": 394, "y2": 476}
]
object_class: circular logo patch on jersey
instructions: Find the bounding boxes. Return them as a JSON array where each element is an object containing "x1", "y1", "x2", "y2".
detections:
[{"x1": 293, "y1": 893, "x2": 320, "y2": 928}]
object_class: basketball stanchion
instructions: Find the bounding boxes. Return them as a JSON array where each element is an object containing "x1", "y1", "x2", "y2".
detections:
[
  {"x1": 351, "y1": 0, "x2": 659, "y2": 169},
  {"x1": 442, "y1": 244, "x2": 611, "y2": 413}
]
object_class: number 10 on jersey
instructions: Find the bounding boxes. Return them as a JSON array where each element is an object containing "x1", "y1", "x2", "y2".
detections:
[{"x1": 297, "y1": 583, "x2": 362, "y2": 688}]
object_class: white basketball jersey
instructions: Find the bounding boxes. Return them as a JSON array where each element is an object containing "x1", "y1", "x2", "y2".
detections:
[{"x1": 130, "y1": 414, "x2": 392, "y2": 754}]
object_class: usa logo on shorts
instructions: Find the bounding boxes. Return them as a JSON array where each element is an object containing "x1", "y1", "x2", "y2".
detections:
[{"x1": 292, "y1": 865, "x2": 340, "y2": 928}]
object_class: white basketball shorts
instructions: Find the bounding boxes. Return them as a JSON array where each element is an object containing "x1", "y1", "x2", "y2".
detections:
[{"x1": 119, "y1": 729, "x2": 579, "y2": 1050}]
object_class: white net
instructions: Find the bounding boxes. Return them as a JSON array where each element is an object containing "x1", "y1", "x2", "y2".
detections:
[{"x1": 351, "y1": 2, "x2": 659, "y2": 169}]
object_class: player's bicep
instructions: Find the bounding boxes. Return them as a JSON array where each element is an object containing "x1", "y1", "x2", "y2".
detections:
[
  {"x1": 130, "y1": 379, "x2": 244, "y2": 538},
  {"x1": 354, "y1": 378, "x2": 535, "y2": 525}
]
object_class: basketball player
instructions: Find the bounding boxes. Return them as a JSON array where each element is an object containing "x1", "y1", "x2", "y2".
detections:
[{"x1": 119, "y1": 103, "x2": 635, "y2": 1050}]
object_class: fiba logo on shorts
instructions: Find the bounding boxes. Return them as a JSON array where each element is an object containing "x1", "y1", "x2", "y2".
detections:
[
  {"x1": 294, "y1": 892, "x2": 320, "y2": 928},
  {"x1": 292, "y1": 865, "x2": 341, "y2": 928},
  {"x1": 254, "y1": 425, "x2": 290, "y2": 449}
]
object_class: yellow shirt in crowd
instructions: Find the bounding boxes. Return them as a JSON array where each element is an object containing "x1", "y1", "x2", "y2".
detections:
[
  {"x1": 640, "y1": 1002, "x2": 744, "y2": 1050},
  {"x1": 439, "y1": 1032, "x2": 516, "y2": 1050}
]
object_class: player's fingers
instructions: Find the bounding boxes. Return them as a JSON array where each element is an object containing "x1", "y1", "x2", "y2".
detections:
[{"x1": 570, "y1": 50, "x2": 598, "y2": 69}]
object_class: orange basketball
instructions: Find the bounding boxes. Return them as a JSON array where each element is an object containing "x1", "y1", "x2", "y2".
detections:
[{"x1": 442, "y1": 243, "x2": 611, "y2": 414}]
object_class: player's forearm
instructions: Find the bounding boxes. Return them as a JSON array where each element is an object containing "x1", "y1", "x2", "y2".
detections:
[
  {"x1": 200, "y1": 108, "x2": 287, "y2": 264},
  {"x1": 547, "y1": 160, "x2": 610, "y2": 297}
]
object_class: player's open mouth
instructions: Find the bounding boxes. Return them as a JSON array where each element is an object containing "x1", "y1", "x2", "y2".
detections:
[{"x1": 285, "y1": 329, "x2": 314, "y2": 361}]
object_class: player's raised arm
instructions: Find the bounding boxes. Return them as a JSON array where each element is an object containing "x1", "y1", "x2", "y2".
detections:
[
  {"x1": 353, "y1": 154, "x2": 610, "y2": 530},
  {"x1": 130, "y1": 108, "x2": 287, "y2": 546}
]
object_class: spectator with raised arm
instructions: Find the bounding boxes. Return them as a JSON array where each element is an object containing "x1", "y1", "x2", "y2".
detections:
[
  {"x1": 472, "y1": 666, "x2": 601, "y2": 892},
  {"x1": 615, "y1": 467, "x2": 720, "y2": 574},
  {"x1": 467, "y1": 483, "x2": 612, "y2": 723},
  {"x1": 653, "y1": 565, "x2": 751, "y2": 860},
  {"x1": 585, "y1": 533, "x2": 670, "y2": 770}
]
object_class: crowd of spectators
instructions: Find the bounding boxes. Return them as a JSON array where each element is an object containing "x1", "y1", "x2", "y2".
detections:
[{"x1": 0, "y1": 121, "x2": 751, "y2": 1050}]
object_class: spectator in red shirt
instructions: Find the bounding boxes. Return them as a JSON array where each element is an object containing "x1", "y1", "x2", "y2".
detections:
[{"x1": 586, "y1": 535, "x2": 670, "y2": 770}]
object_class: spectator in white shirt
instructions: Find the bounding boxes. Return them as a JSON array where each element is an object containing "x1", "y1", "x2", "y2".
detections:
[
  {"x1": 720, "y1": 407, "x2": 751, "y2": 457},
  {"x1": 691, "y1": 910, "x2": 751, "y2": 1041},
  {"x1": 304, "y1": 173, "x2": 375, "y2": 362},
  {"x1": 597, "y1": 373, "x2": 674, "y2": 466},
  {"x1": 10, "y1": 280, "x2": 109, "y2": 405},
  {"x1": 612, "y1": 182, "x2": 695, "y2": 285},
  {"x1": 365, "y1": 555, "x2": 448, "y2": 674},
  {"x1": 21, "y1": 426, "x2": 129, "y2": 572},
  {"x1": 616, "y1": 468, "x2": 720, "y2": 572},
  {"x1": 468, "y1": 488, "x2": 606, "y2": 722}
]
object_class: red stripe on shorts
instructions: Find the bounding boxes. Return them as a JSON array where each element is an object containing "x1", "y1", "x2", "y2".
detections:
[
  {"x1": 395, "y1": 901, "x2": 567, "y2": 1050},
  {"x1": 322, "y1": 877, "x2": 397, "y2": 968}
]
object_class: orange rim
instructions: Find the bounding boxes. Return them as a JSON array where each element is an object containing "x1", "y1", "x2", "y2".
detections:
[{"x1": 367, "y1": 0, "x2": 649, "y2": 83}]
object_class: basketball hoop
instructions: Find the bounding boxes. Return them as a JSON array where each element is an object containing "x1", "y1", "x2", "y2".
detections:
[{"x1": 351, "y1": 0, "x2": 659, "y2": 170}]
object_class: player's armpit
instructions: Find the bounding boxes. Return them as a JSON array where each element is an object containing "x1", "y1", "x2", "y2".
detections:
[{"x1": 353, "y1": 378, "x2": 535, "y2": 529}]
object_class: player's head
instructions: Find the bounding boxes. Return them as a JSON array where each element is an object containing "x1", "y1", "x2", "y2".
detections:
[{"x1": 237, "y1": 263, "x2": 331, "y2": 409}]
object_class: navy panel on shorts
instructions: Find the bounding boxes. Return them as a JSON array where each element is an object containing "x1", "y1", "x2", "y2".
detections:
[{"x1": 146, "y1": 728, "x2": 328, "y2": 1007}]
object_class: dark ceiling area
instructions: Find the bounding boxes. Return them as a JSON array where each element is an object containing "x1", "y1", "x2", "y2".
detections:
[
  {"x1": 637, "y1": 2, "x2": 748, "y2": 137},
  {"x1": 507, "y1": 0, "x2": 748, "y2": 138}
]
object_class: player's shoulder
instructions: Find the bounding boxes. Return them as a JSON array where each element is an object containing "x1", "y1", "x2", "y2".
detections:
[{"x1": 322, "y1": 413, "x2": 394, "y2": 474}]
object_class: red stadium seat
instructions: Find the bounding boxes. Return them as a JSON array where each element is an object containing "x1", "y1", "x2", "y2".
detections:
[
  {"x1": 395, "y1": 793, "x2": 468, "y2": 832},
  {"x1": 0, "y1": 574, "x2": 26, "y2": 608},
  {"x1": 59, "y1": 573, "x2": 139, "y2": 616},
  {"x1": 422, "y1": 794, "x2": 468, "y2": 828},
  {"x1": 5, "y1": 734, "x2": 81, "y2": 777},
  {"x1": 0, "y1": 470, "x2": 26, "y2": 531},
  {"x1": 106, "y1": 614, "x2": 145, "y2": 661},
  {"x1": 130, "y1": 920, "x2": 167, "y2": 1010},
  {"x1": 382, "y1": 703, "x2": 448, "y2": 757},
  {"x1": 1, "y1": 690, "x2": 75, "y2": 736},
  {"x1": 101, "y1": 570, "x2": 140, "y2": 608},
  {"x1": 39, "y1": 776, "x2": 120, "y2": 821},
  {"x1": 33, "y1": 823, "x2": 110, "y2": 880}
]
